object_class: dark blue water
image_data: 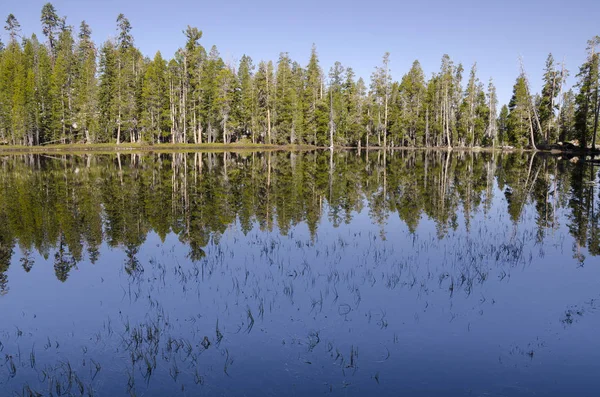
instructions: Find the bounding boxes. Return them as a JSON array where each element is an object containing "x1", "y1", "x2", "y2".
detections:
[{"x1": 0, "y1": 151, "x2": 599, "y2": 396}]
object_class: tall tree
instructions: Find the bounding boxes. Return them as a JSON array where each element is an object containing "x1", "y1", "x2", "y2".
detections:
[
  {"x1": 237, "y1": 55, "x2": 255, "y2": 142},
  {"x1": 574, "y1": 38, "x2": 600, "y2": 149},
  {"x1": 255, "y1": 60, "x2": 273, "y2": 144},
  {"x1": 486, "y1": 78, "x2": 498, "y2": 146},
  {"x1": 141, "y1": 51, "x2": 168, "y2": 143},
  {"x1": 507, "y1": 75, "x2": 533, "y2": 148},
  {"x1": 40, "y1": 3, "x2": 63, "y2": 58},
  {"x1": 371, "y1": 52, "x2": 391, "y2": 148},
  {"x1": 49, "y1": 26, "x2": 75, "y2": 143},
  {"x1": 73, "y1": 21, "x2": 97, "y2": 143},
  {"x1": 274, "y1": 52, "x2": 295, "y2": 144},
  {"x1": 538, "y1": 53, "x2": 562, "y2": 143}
]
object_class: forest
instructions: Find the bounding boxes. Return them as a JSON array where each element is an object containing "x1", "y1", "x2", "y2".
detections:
[{"x1": 0, "y1": 3, "x2": 599, "y2": 149}]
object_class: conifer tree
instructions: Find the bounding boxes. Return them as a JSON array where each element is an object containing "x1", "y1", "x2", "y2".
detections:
[
  {"x1": 507, "y1": 75, "x2": 532, "y2": 147},
  {"x1": 141, "y1": 51, "x2": 168, "y2": 143},
  {"x1": 40, "y1": 3, "x2": 63, "y2": 59},
  {"x1": 274, "y1": 52, "x2": 295, "y2": 144},
  {"x1": 237, "y1": 55, "x2": 255, "y2": 142},
  {"x1": 538, "y1": 54, "x2": 562, "y2": 143},
  {"x1": 73, "y1": 21, "x2": 97, "y2": 143}
]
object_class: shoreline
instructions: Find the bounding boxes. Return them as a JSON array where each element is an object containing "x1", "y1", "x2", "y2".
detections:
[{"x1": 0, "y1": 142, "x2": 598, "y2": 156}]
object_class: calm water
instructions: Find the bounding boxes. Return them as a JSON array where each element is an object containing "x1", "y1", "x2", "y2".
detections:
[{"x1": 0, "y1": 150, "x2": 599, "y2": 396}]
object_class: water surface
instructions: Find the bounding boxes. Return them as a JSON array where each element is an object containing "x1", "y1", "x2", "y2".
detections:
[{"x1": 0, "y1": 150, "x2": 599, "y2": 396}]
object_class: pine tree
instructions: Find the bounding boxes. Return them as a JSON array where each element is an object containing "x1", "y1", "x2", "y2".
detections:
[
  {"x1": 114, "y1": 14, "x2": 142, "y2": 144},
  {"x1": 343, "y1": 67, "x2": 362, "y2": 147},
  {"x1": 371, "y1": 52, "x2": 391, "y2": 148},
  {"x1": 98, "y1": 40, "x2": 117, "y2": 143},
  {"x1": 538, "y1": 53, "x2": 562, "y2": 143},
  {"x1": 574, "y1": 39, "x2": 600, "y2": 149},
  {"x1": 5, "y1": 14, "x2": 21, "y2": 42},
  {"x1": 237, "y1": 55, "x2": 255, "y2": 142},
  {"x1": 305, "y1": 44, "x2": 322, "y2": 145},
  {"x1": 328, "y1": 61, "x2": 346, "y2": 147},
  {"x1": 559, "y1": 89, "x2": 576, "y2": 142},
  {"x1": 141, "y1": 51, "x2": 168, "y2": 143},
  {"x1": 40, "y1": 3, "x2": 63, "y2": 59},
  {"x1": 507, "y1": 75, "x2": 532, "y2": 147},
  {"x1": 396, "y1": 60, "x2": 425, "y2": 146},
  {"x1": 199, "y1": 46, "x2": 224, "y2": 143},
  {"x1": 49, "y1": 27, "x2": 75, "y2": 143},
  {"x1": 498, "y1": 104, "x2": 509, "y2": 145},
  {"x1": 216, "y1": 65, "x2": 236, "y2": 143},
  {"x1": 460, "y1": 63, "x2": 479, "y2": 146},
  {"x1": 1, "y1": 16, "x2": 27, "y2": 144},
  {"x1": 255, "y1": 60, "x2": 273, "y2": 143},
  {"x1": 486, "y1": 78, "x2": 498, "y2": 146},
  {"x1": 181, "y1": 26, "x2": 206, "y2": 144},
  {"x1": 274, "y1": 52, "x2": 295, "y2": 144},
  {"x1": 290, "y1": 61, "x2": 305, "y2": 144},
  {"x1": 73, "y1": 21, "x2": 97, "y2": 143}
]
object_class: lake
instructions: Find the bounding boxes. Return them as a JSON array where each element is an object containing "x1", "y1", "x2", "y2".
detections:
[{"x1": 0, "y1": 150, "x2": 599, "y2": 396}]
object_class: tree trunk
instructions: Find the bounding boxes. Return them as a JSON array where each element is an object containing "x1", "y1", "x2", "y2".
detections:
[
  {"x1": 528, "y1": 108, "x2": 538, "y2": 150},
  {"x1": 592, "y1": 86, "x2": 600, "y2": 150},
  {"x1": 329, "y1": 88, "x2": 334, "y2": 149}
]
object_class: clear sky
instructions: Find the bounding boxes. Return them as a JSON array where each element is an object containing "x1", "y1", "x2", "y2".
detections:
[{"x1": 1, "y1": 0, "x2": 598, "y2": 105}]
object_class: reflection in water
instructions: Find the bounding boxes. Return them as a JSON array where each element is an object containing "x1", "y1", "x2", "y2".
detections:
[{"x1": 0, "y1": 150, "x2": 599, "y2": 396}]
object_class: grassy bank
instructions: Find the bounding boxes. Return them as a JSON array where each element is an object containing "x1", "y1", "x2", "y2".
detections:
[
  {"x1": 0, "y1": 142, "x2": 597, "y2": 156},
  {"x1": 0, "y1": 142, "x2": 320, "y2": 155}
]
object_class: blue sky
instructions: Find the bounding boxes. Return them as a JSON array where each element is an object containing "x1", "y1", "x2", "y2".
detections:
[{"x1": 1, "y1": 0, "x2": 598, "y2": 105}]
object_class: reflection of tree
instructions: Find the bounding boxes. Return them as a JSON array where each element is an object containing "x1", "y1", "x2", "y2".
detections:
[
  {"x1": 54, "y1": 236, "x2": 77, "y2": 282},
  {"x1": 0, "y1": 206, "x2": 14, "y2": 295},
  {"x1": 2, "y1": 150, "x2": 600, "y2": 294},
  {"x1": 567, "y1": 161, "x2": 600, "y2": 261},
  {"x1": 19, "y1": 248, "x2": 34, "y2": 272},
  {"x1": 0, "y1": 241, "x2": 13, "y2": 295},
  {"x1": 124, "y1": 244, "x2": 143, "y2": 277}
]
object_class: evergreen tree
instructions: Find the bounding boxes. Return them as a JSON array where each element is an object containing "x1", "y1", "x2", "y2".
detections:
[
  {"x1": 5, "y1": 14, "x2": 21, "y2": 42},
  {"x1": 395, "y1": 60, "x2": 425, "y2": 146},
  {"x1": 98, "y1": 40, "x2": 117, "y2": 142},
  {"x1": 305, "y1": 45, "x2": 323, "y2": 145},
  {"x1": 255, "y1": 60, "x2": 274, "y2": 143},
  {"x1": 538, "y1": 53, "x2": 562, "y2": 143},
  {"x1": 486, "y1": 78, "x2": 498, "y2": 146},
  {"x1": 290, "y1": 61, "x2": 305, "y2": 144},
  {"x1": 559, "y1": 89, "x2": 576, "y2": 142},
  {"x1": 574, "y1": 39, "x2": 600, "y2": 149},
  {"x1": 40, "y1": 3, "x2": 63, "y2": 58},
  {"x1": 507, "y1": 75, "x2": 532, "y2": 147},
  {"x1": 342, "y1": 67, "x2": 363, "y2": 147},
  {"x1": 237, "y1": 55, "x2": 255, "y2": 142},
  {"x1": 216, "y1": 65, "x2": 237, "y2": 143},
  {"x1": 371, "y1": 52, "x2": 391, "y2": 148},
  {"x1": 498, "y1": 104, "x2": 509, "y2": 145},
  {"x1": 328, "y1": 61, "x2": 346, "y2": 147},
  {"x1": 274, "y1": 52, "x2": 295, "y2": 144},
  {"x1": 199, "y1": 45, "x2": 224, "y2": 143},
  {"x1": 181, "y1": 26, "x2": 206, "y2": 144},
  {"x1": 141, "y1": 51, "x2": 168, "y2": 143},
  {"x1": 73, "y1": 21, "x2": 97, "y2": 143},
  {"x1": 49, "y1": 27, "x2": 75, "y2": 143}
]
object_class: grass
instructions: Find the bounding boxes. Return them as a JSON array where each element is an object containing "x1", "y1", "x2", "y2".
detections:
[{"x1": 0, "y1": 141, "x2": 319, "y2": 155}]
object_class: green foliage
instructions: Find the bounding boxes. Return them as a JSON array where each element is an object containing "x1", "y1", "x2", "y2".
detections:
[
  {"x1": 507, "y1": 76, "x2": 532, "y2": 147},
  {"x1": 0, "y1": 6, "x2": 596, "y2": 149}
]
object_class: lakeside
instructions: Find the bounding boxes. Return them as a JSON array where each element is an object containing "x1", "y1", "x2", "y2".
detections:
[{"x1": 0, "y1": 142, "x2": 599, "y2": 156}]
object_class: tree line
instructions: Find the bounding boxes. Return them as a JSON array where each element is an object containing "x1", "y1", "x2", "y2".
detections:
[{"x1": 0, "y1": 3, "x2": 599, "y2": 149}]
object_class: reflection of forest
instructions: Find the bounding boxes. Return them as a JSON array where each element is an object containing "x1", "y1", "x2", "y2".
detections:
[{"x1": 0, "y1": 150, "x2": 598, "y2": 291}]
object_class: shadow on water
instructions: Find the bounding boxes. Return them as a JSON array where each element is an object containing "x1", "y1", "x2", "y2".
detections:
[{"x1": 0, "y1": 150, "x2": 599, "y2": 396}]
